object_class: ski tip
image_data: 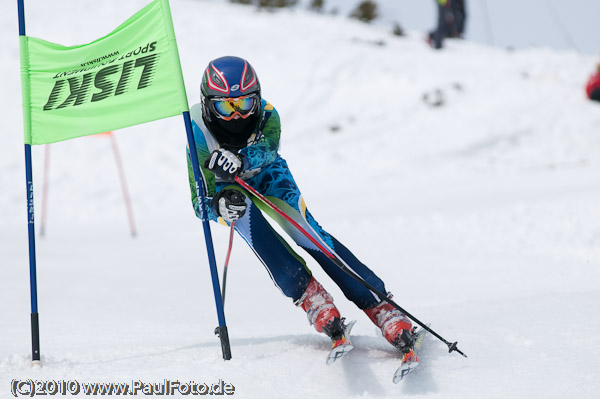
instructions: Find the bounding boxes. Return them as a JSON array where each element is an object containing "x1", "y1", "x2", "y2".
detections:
[
  {"x1": 345, "y1": 319, "x2": 357, "y2": 332},
  {"x1": 393, "y1": 360, "x2": 419, "y2": 383},
  {"x1": 326, "y1": 343, "x2": 353, "y2": 365}
]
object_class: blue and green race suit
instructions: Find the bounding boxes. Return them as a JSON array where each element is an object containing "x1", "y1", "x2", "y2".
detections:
[{"x1": 187, "y1": 100, "x2": 387, "y2": 309}]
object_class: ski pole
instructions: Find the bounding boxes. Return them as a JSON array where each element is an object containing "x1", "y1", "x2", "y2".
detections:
[
  {"x1": 221, "y1": 221, "x2": 236, "y2": 307},
  {"x1": 234, "y1": 176, "x2": 467, "y2": 358}
]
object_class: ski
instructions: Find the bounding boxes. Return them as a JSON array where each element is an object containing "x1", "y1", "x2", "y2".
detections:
[
  {"x1": 326, "y1": 320, "x2": 356, "y2": 365},
  {"x1": 392, "y1": 326, "x2": 428, "y2": 383}
]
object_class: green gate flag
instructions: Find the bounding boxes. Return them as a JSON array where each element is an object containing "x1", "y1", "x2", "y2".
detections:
[{"x1": 19, "y1": 0, "x2": 188, "y2": 145}]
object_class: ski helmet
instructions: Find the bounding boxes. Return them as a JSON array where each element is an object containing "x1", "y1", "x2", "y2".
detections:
[{"x1": 201, "y1": 56, "x2": 262, "y2": 148}]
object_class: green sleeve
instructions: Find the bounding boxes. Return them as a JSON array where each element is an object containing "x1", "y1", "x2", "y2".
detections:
[
  {"x1": 186, "y1": 142, "x2": 218, "y2": 221},
  {"x1": 238, "y1": 102, "x2": 280, "y2": 170}
]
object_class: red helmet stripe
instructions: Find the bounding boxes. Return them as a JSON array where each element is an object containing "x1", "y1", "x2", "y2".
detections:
[
  {"x1": 241, "y1": 61, "x2": 257, "y2": 92},
  {"x1": 207, "y1": 64, "x2": 230, "y2": 94}
]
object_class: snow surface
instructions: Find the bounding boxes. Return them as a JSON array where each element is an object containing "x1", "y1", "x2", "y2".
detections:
[{"x1": 2, "y1": 0, "x2": 600, "y2": 398}]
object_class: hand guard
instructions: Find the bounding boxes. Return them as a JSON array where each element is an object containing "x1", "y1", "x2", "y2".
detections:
[
  {"x1": 204, "y1": 148, "x2": 243, "y2": 181},
  {"x1": 213, "y1": 190, "x2": 247, "y2": 222}
]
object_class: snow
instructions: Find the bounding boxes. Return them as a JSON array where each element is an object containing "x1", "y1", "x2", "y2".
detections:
[{"x1": 2, "y1": 0, "x2": 600, "y2": 398}]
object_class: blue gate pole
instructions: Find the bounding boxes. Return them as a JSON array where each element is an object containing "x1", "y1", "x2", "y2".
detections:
[
  {"x1": 182, "y1": 111, "x2": 231, "y2": 360},
  {"x1": 17, "y1": 0, "x2": 41, "y2": 364}
]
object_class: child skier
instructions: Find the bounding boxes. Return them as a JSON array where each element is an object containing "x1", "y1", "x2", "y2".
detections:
[{"x1": 187, "y1": 56, "x2": 415, "y2": 354}]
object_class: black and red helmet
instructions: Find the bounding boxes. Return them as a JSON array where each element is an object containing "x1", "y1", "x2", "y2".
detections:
[
  {"x1": 201, "y1": 56, "x2": 261, "y2": 99},
  {"x1": 200, "y1": 57, "x2": 262, "y2": 148},
  {"x1": 201, "y1": 56, "x2": 261, "y2": 122}
]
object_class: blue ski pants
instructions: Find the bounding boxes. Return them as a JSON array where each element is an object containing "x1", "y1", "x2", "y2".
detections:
[{"x1": 217, "y1": 156, "x2": 386, "y2": 309}]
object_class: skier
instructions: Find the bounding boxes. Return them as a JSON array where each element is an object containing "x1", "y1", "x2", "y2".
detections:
[
  {"x1": 586, "y1": 64, "x2": 600, "y2": 102},
  {"x1": 428, "y1": 0, "x2": 458, "y2": 49},
  {"x1": 452, "y1": 0, "x2": 467, "y2": 38},
  {"x1": 186, "y1": 56, "x2": 415, "y2": 354}
]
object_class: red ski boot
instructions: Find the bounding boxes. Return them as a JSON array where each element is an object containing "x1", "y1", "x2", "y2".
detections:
[
  {"x1": 364, "y1": 300, "x2": 415, "y2": 353},
  {"x1": 296, "y1": 277, "x2": 343, "y2": 339}
]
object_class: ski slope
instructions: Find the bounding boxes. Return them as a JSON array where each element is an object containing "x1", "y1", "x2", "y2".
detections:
[
  {"x1": 1, "y1": 1, "x2": 600, "y2": 398},
  {"x1": 305, "y1": 0, "x2": 600, "y2": 53}
]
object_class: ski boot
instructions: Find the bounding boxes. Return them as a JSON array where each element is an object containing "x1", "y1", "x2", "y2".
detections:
[
  {"x1": 296, "y1": 277, "x2": 355, "y2": 364},
  {"x1": 364, "y1": 299, "x2": 416, "y2": 353},
  {"x1": 296, "y1": 276, "x2": 342, "y2": 336}
]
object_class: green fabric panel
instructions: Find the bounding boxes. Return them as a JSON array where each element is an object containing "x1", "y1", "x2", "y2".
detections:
[{"x1": 20, "y1": 0, "x2": 187, "y2": 145}]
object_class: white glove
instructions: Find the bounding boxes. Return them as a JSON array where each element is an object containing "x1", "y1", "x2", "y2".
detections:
[{"x1": 213, "y1": 190, "x2": 247, "y2": 222}]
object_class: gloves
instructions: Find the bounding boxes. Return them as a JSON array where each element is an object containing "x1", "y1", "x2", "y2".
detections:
[
  {"x1": 212, "y1": 190, "x2": 247, "y2": 222},
  {"x1": 204, "y1": 148, "x2": 243, "y2": 181}
]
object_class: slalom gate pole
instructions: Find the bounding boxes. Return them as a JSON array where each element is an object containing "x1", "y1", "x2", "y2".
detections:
[
  {"x1": 221, "y1": 222, "x2": 235, "y2": 308},
  {"x1": 183, "y1": 112, "x2": 231, "y2": 360},
  {"x1": 109, "y1": 133, "x2": 137, "y2": 237},
  {"x1": 18, "y1": 0, "x2": 41, "y2": 365},
  {"x1": 234, "y1": 176, "x2": 467, "y2": 358}
]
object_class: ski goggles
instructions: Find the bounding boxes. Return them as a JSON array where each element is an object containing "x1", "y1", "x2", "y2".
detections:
[{"x1": 209, "y1": 95, "x2": 258, "y2": 121}]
